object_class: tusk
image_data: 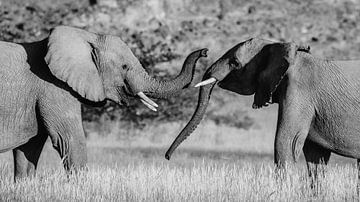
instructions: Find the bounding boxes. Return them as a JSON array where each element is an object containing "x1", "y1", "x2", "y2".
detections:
[
  {"x1": 140, "y1": 99, "x2": 157, "y2": 111},
  {"x1": 194, "y1": 77, "x2": 217, "y2": 87},
  {"x1": 137, "y1": 92, "x2": 158, "y2": 108}
]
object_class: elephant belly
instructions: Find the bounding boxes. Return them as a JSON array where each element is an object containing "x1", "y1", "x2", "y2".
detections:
[{"x1": 308, "y1": 127, "x2": 360, "y2": 159}]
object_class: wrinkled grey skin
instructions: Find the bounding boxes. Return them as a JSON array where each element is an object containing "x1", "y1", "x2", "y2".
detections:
[
  {"x1": 0, "y1": 26, "x2": 207, "y2": 181},
  {"x1": 166, "y1": 37, "x2": 360, "y2": 186}
]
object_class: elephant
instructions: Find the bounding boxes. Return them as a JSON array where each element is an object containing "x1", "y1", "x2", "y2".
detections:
[
  {"x1": 0, "y1": 25, "x2": 208, "y2": 181},
  {"x1": 165, "y1": 37, "x2": 360, "y2": 187}
]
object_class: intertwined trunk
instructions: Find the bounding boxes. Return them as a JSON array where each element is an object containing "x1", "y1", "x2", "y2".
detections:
[
  {"x1": 165, "y1": 76, "x2": 216, "y2": 160},
  {"x1": 141, "y1": 48, "x2": 208, "y2": 99}
]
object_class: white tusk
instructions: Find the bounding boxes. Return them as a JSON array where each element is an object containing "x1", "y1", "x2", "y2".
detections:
[
  {"x1": 140, "y1": 99, "x2": 157, "y2": 111},
  {"x1": 137, "y1": 92, "x2": 158, "y2": 108},
  {"x1": 194, "y1": 77, "x2": 217, "y2": 87}
]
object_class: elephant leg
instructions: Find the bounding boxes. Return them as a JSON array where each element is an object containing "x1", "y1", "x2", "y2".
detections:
[
  {"x1": 44, "y1": 116, "x2": 87, "y2": 173},
  {"x1": 12, "y1": 133, "x2": 48, "y2": 181},
  {"x1": 274, "y1": 126, "x2": 309, "y2": 182},
  {"x1": 303, "y1": 138, "x2": 330, "y2": 192},
  {"x1": 274, "y1": 109, "x2": 313, "y2": 168},
  {"x1": 47, "y1": 123, "x2": 87, "y2": 173},
  {"x1": 273, "y1": 96, "x2": 314, "y2": 184},
  {"x1": 65, "y1": 130, "x2": 87, "y2": 173},
  {"x1": 38, "y1": 93, "x2": 87, "y2": 174}
]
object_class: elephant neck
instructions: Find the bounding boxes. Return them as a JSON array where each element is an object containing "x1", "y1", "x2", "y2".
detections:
[
  {"x1": 20, "y1": 38, "x2": 73, "y2": 93},
  {"x1": 19, "y1": 38, "x2": 48, "y2": 67}
]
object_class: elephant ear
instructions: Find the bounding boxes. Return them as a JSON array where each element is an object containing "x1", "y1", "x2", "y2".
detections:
[
  {"x1": 253, "y1": 43, "x2": 297, "y2": 108},
  {"x1": 45, "y1": 26, "x2": 105, "y2": 102}
]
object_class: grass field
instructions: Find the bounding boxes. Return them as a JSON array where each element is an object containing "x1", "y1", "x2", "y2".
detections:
[{"x1": 0, "y1": 143, "x2": 358, "y2": 201}]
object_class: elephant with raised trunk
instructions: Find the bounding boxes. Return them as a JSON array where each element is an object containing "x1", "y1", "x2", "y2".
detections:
[
  {"x1": 166, "y1": 37, "x2": 360, "y2": 186},
  {"x1": 0, "y1": 26, "x2": 207, "y2": 180}
]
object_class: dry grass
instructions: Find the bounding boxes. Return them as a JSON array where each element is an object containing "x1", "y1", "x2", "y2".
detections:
[
  {"x1": 0, "y1": 160, "x2": 358, "y2": 201},
  {"x1": 0, "y1": 140, "x2": 357, "y2": 201}
]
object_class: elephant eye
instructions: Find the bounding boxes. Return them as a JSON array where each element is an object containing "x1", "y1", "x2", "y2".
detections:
[
  {"x1": 122, "y1": 64, "x2": 128, "y2": 70},
  {"x1": 229, "y1": 57, "x2": 240, "y2": 68}
]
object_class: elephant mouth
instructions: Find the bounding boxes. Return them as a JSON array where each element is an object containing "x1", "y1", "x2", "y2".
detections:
[
  {"x1": 116, "y1": 85, "x2": 131, "y2": 106},
  {"x1": 122, "y1": 80, "x2": 158, "y2": 111}
]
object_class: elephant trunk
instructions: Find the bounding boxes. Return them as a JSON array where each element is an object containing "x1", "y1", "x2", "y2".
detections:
[
  {"x1": 165, "y1": 74, "x2": 216, "y2": 160},
  {"x1": 141, "y1": 48, "x2": 208, "y2": 99}
]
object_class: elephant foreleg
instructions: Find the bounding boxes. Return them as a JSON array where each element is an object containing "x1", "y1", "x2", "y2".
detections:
[
  {"x1": 303, "y1": 138, "x2": 331, "y2": 193},
  {"x1": 49, "y1": 124, "x2": 87, "y2": 173},
  {"x1": 12, "y1": 133, "x2": 48, "y2": 181},
  {"x1": 38, "y1": 93, "x2": 88, "y2": 174},
  {"x1": 274, "y1": 102, "x2": 313, "y2": 168},
  {"x1": 273, "y1": 104, "x2": 313, "y2": 190}
]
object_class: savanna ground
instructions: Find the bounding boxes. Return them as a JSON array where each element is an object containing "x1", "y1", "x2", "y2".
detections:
[{"x1": 1, "y1": 0, "x2": 360, "y2": 201}]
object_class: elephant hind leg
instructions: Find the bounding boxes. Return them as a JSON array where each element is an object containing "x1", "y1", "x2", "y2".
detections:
[
  {"x1": 12, "y1": 133, "x2": 48, "y2": 182},
  {"x1": 303, "y1": 138, "x2": 331, "y2": 193}
]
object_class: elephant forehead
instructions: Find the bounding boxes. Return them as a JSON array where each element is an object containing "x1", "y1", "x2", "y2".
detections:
[
  {"x1": 102, "y1": 36, "x2": 131, "y2": 52},
  {"x1": 100, "y1": 37, "x2": 139, "y2": 66},
  {"x1": 236, "y1": 38, "x2": 272, "y2": 65}
]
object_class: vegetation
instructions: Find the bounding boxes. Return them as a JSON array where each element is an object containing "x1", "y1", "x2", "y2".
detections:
[{"x1": 0, "y1": 159, "x2": 358, "y2": 201}]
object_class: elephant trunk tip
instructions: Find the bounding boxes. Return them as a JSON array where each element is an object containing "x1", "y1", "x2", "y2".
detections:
[
  {"x1": 165, "y1": 152, "x2": 171, "y2": 160},
  {"x1": 200, "y1": 48, "x2": 208, "y2": 57}
]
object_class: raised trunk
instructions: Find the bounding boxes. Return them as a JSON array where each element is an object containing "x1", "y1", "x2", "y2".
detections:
[
  {"x1": 165, "y1": 78, "x2": 216, "y2": 160},
  {"x1": 143, "y1": 48, "x2": 208, "y2": 99}
]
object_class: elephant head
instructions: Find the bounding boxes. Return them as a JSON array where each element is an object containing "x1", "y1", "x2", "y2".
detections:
[
  {"x1": 165, "y1": 38, "x2": 310, "y2": 160},
  {"x1": 45, "y1": 26, "x2": 207, "y2": 111}
]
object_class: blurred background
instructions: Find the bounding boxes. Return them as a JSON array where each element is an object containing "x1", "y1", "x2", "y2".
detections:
[{"x1": 1, "y1": 0, "x2": 360, "y2": 162}]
